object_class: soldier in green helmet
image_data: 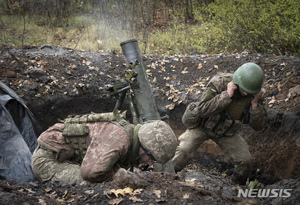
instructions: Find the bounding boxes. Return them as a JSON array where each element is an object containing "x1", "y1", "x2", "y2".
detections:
[
  {"x1": 31, "y1": 112, "x2": 177, "y2": 184},
  {"x1": 172, "y1": 62, "x2": 267, "y2": 185}
]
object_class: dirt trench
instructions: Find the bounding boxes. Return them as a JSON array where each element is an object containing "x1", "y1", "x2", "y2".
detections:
[{"x1": 0, "y1": 46, "x2": 300, "y2": 204}]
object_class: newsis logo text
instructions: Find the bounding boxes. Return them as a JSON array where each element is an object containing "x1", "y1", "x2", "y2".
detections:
[{"x1": 237, "y1": 189, "x2": 292, "y2": 198}]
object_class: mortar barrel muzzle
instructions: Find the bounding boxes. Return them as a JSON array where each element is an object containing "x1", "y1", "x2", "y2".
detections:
[{"x1": 120, "y1": 39, "x2": 142, "y2": 64}]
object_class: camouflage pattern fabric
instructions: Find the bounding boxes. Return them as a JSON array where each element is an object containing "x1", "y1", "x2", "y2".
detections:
[
  {"x1": 36, "y1": 123, "x2": 74, "y2": 162},
  {"x1": 173, "y1": 73, "x2": 267, "y2": 180},
  {"x1": 80, "y1": 122, "x2": 132, "y2": 182},
  {"x1": 32, "y1": 144, "x2": 84, "y2": 184},
  {"x1": 138, "y1": 120, "x2": 177, "y2": 164},
  {"x1": 63, "y1": 111, "x2": 127, "y2": 124},
  {"x1": 153, "y1": 159, "x2": 175, "y2": 173},
  {"x1": 172, "y1": 127, "x2": 252, "y2": 178},
  {"x1": 32, "y1": 121, "x2": 132, "y2": 184}
]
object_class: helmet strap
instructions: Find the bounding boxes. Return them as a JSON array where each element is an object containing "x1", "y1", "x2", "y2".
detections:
[
  {"x1": 130, "y1": 139, "x2": 156, "y2": 172},
  {"x1": 130, "y1": 139, "x2": 141, "y2": 172},
  {"x1": 135, "y1": 143, "x2": 155, "y2": 161}
]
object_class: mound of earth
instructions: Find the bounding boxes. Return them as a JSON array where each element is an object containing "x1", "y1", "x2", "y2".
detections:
[{"x1": 0, "y1": 45, "x2": 299, "y2": 204}]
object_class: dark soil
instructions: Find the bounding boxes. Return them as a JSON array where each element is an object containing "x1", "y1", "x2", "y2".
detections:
[{"x1": 0, "y1": 45, "x2": 300, "y2": 205}]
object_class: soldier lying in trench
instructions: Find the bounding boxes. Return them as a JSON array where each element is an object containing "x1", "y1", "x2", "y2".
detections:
[
  {"x1": 172, "y1": 63, "x2": 268, "y2": 185},
  {"x1": 31, "y1": 111, "x2": 178, "y2": 185}
]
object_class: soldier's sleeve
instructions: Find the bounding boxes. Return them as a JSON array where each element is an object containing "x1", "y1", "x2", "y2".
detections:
[
  {"x1": 37, "y1": 123, "x2": 74, "y2": 161},
  {"x1": 182, "y1": 74, "x2": 232, "y2": 128},
  {"x1": 197, "y1": 86, "x2": 232, "y2": 119},
  {"x1": 182, "y1": 86, "x2": 232, "y2": 128},
  {"x1": 249, "y1": 100, "x2": 268, "y2": 131}
]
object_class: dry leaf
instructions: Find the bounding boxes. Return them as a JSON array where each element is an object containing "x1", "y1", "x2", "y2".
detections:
[
  {"x1": 62, "y1": 190, "x2": 68, "y2": 198},
  {"x1": 84, "y1": 190, "x2": 94, "y2": 195},
  {"x1": 277, "y1": 82, "x2": 282, "y2": 91},
  {"x1": 25, "y1": 188, "x2": 35, "y2": 194},
  {"x1": 268, "y1": 96, "x2": 276, "y2": 104},
  {"x1": 106, "y1": 187, "x2": 133, "y2": 197},
  {"x1": 183, "y1": 193, "x2": 190, "y2": 199},
  {"x1": 66, "y1": 198, "x2": 75, "y2": 203},
  {"x1": 133, "y1": 189, "x2": 143, "y2": 195},
  {"x1": 165, "y1": 103, "x2": 175, "y2": 110},
  {"x1": 185, "y1": 178, "x2": 196, "y2": 184},
  {"x1": 153, "y1": 77, "x2": 157, "y2": 83},
  {"x1": 109, "y1": 198, "x2": 123, "y2": 205},
  {"x1": 38, "y1": 199, "x2": 47, "y2": 205},
  {"x1": 18, "y1": 188, "x2": 25, "y2": 193},
  {"x1": 214, "y1": 65, "x2": 219, "y2": 69},
  {"x1": 44, "y1": 187, "x2": 52, "y2": 193},
  {"x1": 151, "y1": 62, "x2": 156, "y2": 69},
  {"x1": 129, "y1": 196, "x2": 143, "y2": 202},
  {"x1": 153, "y1": 190, "x2": 161, "y2": 198},
  {"x1": 91, "y1": 193, "x2": 99, "y2": 199}
]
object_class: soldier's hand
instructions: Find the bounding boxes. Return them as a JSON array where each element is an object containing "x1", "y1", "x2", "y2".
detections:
[
  {"x1": 227, "y1": 81, "x2": 238, "y2": 97},
  {"x1": 251, "y1": 91, "x2": 262, "y2": 109}
]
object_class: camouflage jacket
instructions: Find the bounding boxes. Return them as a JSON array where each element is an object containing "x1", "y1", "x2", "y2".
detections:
[
  {"x1": 37, "y1": 120, "x2": 138, "y2": 182},
  {"x1": 182, "y1": 73, "x2": 267, "y2": 136}
]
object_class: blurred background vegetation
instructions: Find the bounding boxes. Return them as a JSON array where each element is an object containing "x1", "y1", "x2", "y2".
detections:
[{"x1": 0, "y1": 0, "x2": 299, "y2": 55}]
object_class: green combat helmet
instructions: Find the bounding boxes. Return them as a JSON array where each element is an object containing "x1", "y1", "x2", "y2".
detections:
[
  {"x1": 138, "y1": 120, "x2": 177, "y2": 164},
  {"x1": 233, "y1": 63, "x2": 264, "y2": 94}
]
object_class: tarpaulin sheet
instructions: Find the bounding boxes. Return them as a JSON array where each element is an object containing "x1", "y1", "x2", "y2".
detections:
[{"x1": 0, "y1": 81, "x2": 43, "y2": 183}]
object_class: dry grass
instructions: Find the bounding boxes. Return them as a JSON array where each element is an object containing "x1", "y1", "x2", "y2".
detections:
[{"x1": 0, "y1": 14, "x2": 208, "y2": 54}]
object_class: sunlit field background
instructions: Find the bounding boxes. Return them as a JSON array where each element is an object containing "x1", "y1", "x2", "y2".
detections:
[{"x1": 1, "y1": 0, "x2": 299, "y2": 55}]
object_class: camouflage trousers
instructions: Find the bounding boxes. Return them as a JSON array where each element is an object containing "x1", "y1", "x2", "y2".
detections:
[
  {"x1": 31, "y1": 144, "x2": 84, "y2": 184},
  {"x1": 172, "y1": 127, "x2": 252, "y2": 180}
]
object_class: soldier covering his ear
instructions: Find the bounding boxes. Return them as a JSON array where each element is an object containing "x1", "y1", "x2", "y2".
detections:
[{"x1": 172, "y1": 63, "x2": 267, "y2": 185}]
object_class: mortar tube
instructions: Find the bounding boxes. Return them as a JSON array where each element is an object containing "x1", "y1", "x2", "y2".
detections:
[{"x1": 120, "y1": 39, "x2": 161, "y2": 123}]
